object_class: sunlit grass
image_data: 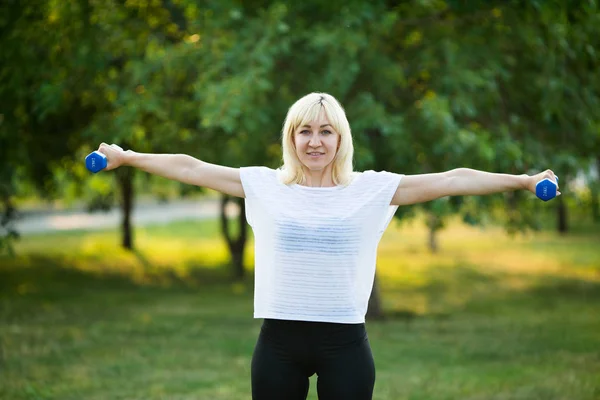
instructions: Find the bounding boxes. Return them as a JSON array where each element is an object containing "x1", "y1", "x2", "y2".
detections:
[
  {"x1": 374, "y1": 217, "x2": 600, "y2": 316},
  {"x1": 1, "y1": 216, "x2": 599, "y2": 399},
  {"x1": 8, "y1": 219, "x2": 256, "y2": 288}
]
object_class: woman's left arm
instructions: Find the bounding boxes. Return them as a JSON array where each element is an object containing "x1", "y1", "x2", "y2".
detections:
[{"x1": 391, "y1": 168, "x2": 560, "y2": 206}]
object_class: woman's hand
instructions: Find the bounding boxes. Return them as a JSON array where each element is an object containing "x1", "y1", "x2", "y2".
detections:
[
  {"x1": 525, "y1": 169, "x2": 561, "y2": 196},
  {"x1": 97, "y1": 143, "x2": 129, "y2": 171}
]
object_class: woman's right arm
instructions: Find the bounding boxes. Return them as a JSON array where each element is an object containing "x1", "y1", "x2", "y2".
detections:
[{"x1": 97, "y1": 143, "x2": 245, "y2": 198}]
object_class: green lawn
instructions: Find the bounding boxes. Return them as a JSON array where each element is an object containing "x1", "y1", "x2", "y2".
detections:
[{"x1": 1, "y1": 217, "x2": 599, "y2": 399}]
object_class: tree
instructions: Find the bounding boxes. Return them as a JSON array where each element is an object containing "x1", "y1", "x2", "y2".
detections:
[
  {"x1": 2, "y1": 1, "x2": 597, "y2": 303},
  {"x1": 0, "y1": 1, "x2": 99, "y2": 251}
]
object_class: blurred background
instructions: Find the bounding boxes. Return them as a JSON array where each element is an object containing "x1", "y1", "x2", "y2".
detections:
[{"x1": 1, "y1": 1, "x2": 599, "y2": 399}]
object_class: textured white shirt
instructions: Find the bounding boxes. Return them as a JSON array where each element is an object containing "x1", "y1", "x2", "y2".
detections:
[{"x1": 240, "y1": 167, "x2": 403, "y2": 323}]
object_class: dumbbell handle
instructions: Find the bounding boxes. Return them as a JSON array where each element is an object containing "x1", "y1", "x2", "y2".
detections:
[{"x1": 535, "y1": 176, "x2": 559, "y2": 202}]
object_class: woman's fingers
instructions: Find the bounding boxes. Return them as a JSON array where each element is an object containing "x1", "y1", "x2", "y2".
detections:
[{"x1": 97, "y1": 143, "x2": 124, "y2": 170}]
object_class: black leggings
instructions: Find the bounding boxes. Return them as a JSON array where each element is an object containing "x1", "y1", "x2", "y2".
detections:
[{"x1": 251, "y1": 319, "x2": 376, "y2": 400}]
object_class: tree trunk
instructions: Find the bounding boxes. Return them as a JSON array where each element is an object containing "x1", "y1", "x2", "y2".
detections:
[
  {"x1": 592, "y1": 185, "x2": 599, "y2": 223},
  {"x1": 118, "y1": 167, "x2": 134, "y2": 250},
  {"x1": 504, "y1": 190, "x2": 527, "y2": 235},
  {"x1": 428, "y1": 226, "x2": 438, "y2": 253},
  {"x1": 557, "y1": 195, "x2": 568, "y2": 234},
  {"x1": 220, "y1": 194, "x2": 248, "y2": 280},
  {"x1": 427, "y1": 213, "x2": 440, "y2": 253},
  {"x1": 592, "y1": 158, "x2": 599, "y2": 222},
  {"x1": 366, "y1": 272, "x2": 384, "y2": 320},
  {"x1": 0, "y1": 194, "x2": 18, "y2": 255}
]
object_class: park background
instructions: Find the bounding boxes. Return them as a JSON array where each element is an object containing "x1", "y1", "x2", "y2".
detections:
[{"x1": 1, "y1": 0, "x2": 599, "y2": 399}]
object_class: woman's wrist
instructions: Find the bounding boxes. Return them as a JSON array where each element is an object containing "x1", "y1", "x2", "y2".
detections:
[
  {"x1": 122, "y1": 150, "x2": 137, "y2": 167},
  {"x1": 519, "y1": 174, "x2": 531, "y2": 191}
]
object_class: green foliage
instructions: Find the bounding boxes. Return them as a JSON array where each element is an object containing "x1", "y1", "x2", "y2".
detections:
[{"x1": 1, "y1": 0, "x2": 599, "y2": 250}]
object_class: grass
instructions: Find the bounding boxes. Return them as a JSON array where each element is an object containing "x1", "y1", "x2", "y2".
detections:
[{"x1": 1, "y1": 216, "x2": 599, "y2": 399}]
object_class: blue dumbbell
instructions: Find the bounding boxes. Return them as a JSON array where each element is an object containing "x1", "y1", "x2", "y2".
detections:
[
  {"x1": 536, "y1": 176, "x2": 559, "y2": 202},
  {"x1": 85, "y1": 151, "x2": 107, "y2": 173}
]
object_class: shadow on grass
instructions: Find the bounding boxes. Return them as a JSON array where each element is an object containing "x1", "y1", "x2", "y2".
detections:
[
  {"x1": 380, "y1": 263, "x2": 600, "y2": 327},
  {"x1": 0, "y1": 253, "x2": 250, "y2": 299},
  {"x1": 0, "y1": 253, "x2": 257, "y2": 328},
  {"x1": 2, "y1": 254, "x2": 599, "y2": 328},
  {"x1": 379, "y1": 264, "x2": 501, "y2": 323},
  {"x1": 530, "y1": 275, "x2": 600, "y2": 298}
]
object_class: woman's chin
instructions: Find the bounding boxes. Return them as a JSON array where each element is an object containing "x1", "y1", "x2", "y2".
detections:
[{"x1": 302, "y1": 162, "x2": 330, "y2": 171}]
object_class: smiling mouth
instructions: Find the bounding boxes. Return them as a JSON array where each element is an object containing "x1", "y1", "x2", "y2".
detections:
[{"x1": 307, "y1": 152, "x2": 324, "y2": 156}]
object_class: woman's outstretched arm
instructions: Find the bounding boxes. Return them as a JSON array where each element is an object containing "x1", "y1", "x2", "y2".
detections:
[
  {"x1": 391, "y1": 168, "x2": 559, "y2": 206},
  {"x1": 96, "y1": 143, "x2": 245, "y2": 198}
]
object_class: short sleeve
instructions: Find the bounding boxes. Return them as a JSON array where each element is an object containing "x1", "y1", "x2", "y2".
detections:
[
  {"x1": 371, "y1": 170, "x2": 403, "y2": 204},
  {"x1": 379, "y1": 171, "x2": 403, "y2": 234},
  {"x1": 239, "y1": 167, "x2": 278, "y2": 227},
  {"x1": 360, "y1": 170, "x2": 404, "y2": 235}
]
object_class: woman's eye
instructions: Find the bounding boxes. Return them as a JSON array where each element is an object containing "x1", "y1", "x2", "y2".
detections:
[
  {"x1": 321, "y1": 130, "x2": 332, "y2": 135},
  {"x1": 300, "y1": 130, "x2": 310, "y2": 135}
]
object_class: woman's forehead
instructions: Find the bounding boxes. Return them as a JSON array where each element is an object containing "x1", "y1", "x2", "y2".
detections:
[{"x1": 297, "y1": 108, "x2": 331, "y2": 128}]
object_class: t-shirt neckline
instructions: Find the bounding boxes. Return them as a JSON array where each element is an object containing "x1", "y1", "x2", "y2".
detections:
[{"x1": 291, "y1": 184, "x2": 345, "y2": 191}]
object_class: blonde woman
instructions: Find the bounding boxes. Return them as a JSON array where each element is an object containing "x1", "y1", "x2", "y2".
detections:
[{"x1": 96, "y1": 92, "x2": 559, "y2": 400}]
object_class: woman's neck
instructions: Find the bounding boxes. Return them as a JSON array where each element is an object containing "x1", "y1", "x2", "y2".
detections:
[{"x1": 300, "y1": 166, "x2": 336, "y2": 187}]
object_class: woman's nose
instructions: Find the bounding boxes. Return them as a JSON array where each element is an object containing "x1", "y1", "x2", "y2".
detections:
[{"x1": 309, "y1": 133, "x2": 321, "y2": 146}]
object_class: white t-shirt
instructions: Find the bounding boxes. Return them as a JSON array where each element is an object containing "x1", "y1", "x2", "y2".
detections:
[{"x1": 239, "y1": 167, "x2": 403, "y2": 324}]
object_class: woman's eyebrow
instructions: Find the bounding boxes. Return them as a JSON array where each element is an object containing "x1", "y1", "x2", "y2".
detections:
[{"x1": 300, "y1": 124, "x2": 333, "y2": 128}]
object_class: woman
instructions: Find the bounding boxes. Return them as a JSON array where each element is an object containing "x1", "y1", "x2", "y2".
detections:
[{"x1": 96, "y1": 92, "x2": 559, "y2": 400}]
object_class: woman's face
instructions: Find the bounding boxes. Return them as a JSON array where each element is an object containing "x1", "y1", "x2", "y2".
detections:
[{"x1": 293, "y1": 111, "x2": 340, "y2": 172}]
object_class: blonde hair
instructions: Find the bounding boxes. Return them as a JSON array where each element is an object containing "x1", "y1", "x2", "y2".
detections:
[{"x1": 279, "y1": 92, "x2": 354, "y2": 186}]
